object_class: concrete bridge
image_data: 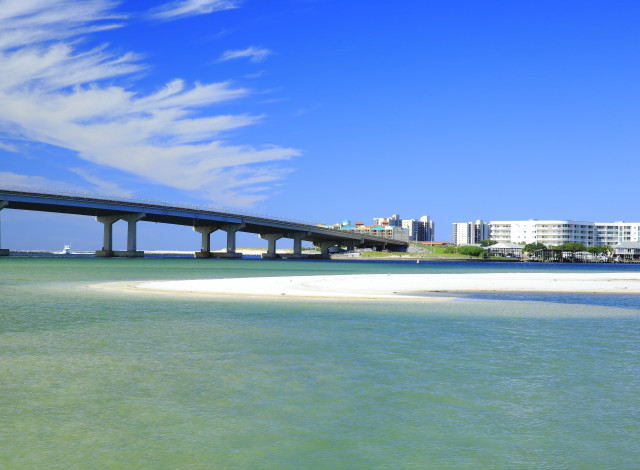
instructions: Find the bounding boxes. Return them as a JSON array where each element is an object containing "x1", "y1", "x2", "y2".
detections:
[{"x1": 0, "y1": 187, "x2": 408, "y2": 258}]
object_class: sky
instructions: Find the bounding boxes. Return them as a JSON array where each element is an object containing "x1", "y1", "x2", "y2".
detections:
[{"x1": 1, "y1": 0, "x2": 639, "y2": 250}]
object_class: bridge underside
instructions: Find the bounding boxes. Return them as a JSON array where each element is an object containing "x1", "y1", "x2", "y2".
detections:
[{"x1": 0, "y1": 191, "x2": 408, "y2": 257}]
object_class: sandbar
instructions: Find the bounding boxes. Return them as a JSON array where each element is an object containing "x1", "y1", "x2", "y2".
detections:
[{"x1": 130, "y1": 272, "x2": 640, "y2": 300}]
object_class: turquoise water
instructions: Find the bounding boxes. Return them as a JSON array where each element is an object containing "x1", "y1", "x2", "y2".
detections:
[{"x1": 1, "y1": 258, "x2": 640, "y2": 469}]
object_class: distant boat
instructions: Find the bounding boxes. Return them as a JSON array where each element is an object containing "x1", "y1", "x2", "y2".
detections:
[{"x1": 61, "y1": 244, "x2": 72, "y2": 254}]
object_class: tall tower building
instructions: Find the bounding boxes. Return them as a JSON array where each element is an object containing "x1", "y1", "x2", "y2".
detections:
[{"x1": 452, "y1": 220, "x2": 489, "y2": 244}]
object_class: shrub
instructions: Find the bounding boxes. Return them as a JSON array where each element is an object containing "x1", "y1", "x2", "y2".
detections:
[{"x1": 457, "y1": 245, "x2": 485, "y2": 257}]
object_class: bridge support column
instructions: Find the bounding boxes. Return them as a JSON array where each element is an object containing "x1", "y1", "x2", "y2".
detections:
[
  {"x1": 122, "y1": 213, "x2": 145, "y2": 257},
  {"x1": 193, "y1": 225, "x2": 219, "y2": 258},
  {"x1": 95, "y1": 215, "x2": 120, "y2": 257},
  {"x1": 260, "y1": 233, "x2": 283, "y2": 259},
  {"x1": 95, "y1": 213, "x2": 145, "y2": 257},
  {"x1": 317, "y1": 241, "x2": 336, "y2": 258},
  {"x1": 281, "y1": 232, "x2": 310, "y2": 259},
  {"x1": 0, "y1": 201, "x2": 8, "y2": 256},
  {"x1": 219, "y1": 223, "x2": 245, "y2": 258}
]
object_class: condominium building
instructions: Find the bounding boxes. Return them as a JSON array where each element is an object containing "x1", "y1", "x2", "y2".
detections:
[
  {"x1": 374, "y1": 214, "x2": 402, "y2": 227},
  {"x1": 490, "y1": 220, "x2": 594, "y2": 246},
  {"x1": 402, "y1": 216, "x2": 435, "y2": 242},
  {"x1": 488, "y1": 220, "x2": 640, "y2": 247},
  {"x1": 318, "y1": 219, "x2": 410, "y2": 242},
  {"x1": 451, "y1": 220, "x2": 489, "y2": 245},
  {"x1": 594, "y1": 222, "x2": 640, "y2": 245},
  {"x1": 374, "y1": 214, "x2": 434, "y2": 242}
]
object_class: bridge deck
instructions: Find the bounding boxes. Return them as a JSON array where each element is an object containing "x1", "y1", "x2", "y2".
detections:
[{"x1": 0, "y1": 188, "x2": 408, "y2": 250}]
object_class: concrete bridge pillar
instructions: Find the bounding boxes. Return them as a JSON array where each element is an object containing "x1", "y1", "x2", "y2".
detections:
[
  {"x1": 96, "y1": 215, "x2": 120, "y2": 256},
  {"x1": 123, "y1": 213, "x2": 145, "y2": 255},
  {"x1": 96, "y1": 213, "x2": 145, "y2": 257},
  {"x1": 260, "y1": 233, "x2": 283, "y2": 259},
  {"x1": 292, "y1": 232, "x2": 305, "y2": 256},
  {"x1": 220, "y1": 223, "x2": 246, "y2": 258},
  {"x1": 193, "y1": 225, "x2": 219, "y2": 257},
  {"x1": 0, "y1": 201, "x2": 8, "y2": 256},
  {"x1": 317, "y1": 241, "x2": 336, "y2": 258}
]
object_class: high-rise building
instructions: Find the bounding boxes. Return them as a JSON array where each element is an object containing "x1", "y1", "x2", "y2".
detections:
[
  {"x1": 451, "y1": 220, "x2": 489, "y2": 245},
  {"x1": 403, "y1": 216, "x2": 434, "y2": 242},
  {"x1": 373, "y1": 214, "x2": 434, "y2": 241}
]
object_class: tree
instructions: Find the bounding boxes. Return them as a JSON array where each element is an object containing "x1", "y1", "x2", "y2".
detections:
[
  {"x1": 457, "y1": 245, "x2": 486, "y2": 257},
  {"x1": 586, "y1": 245, "x2": 613, "y2": 255},
  {"x1": 523, "y1": 242, "x2": 546, "y2": 253},
  {"x1": 479, "y1": 239, "x2": 498, "y2": 247},
  {"x1": 553, "y1": 242, "x2": 587, "y2": 251}
]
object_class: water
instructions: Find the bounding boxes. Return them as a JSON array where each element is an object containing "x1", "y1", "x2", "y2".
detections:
[{"x1": 1, "y1": 257, "x2": 640, "y2": 469}]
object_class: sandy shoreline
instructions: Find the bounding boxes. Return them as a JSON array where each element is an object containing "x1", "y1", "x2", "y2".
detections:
[{"x1": 118, "y1": 272, "x2": 640, "y2": 300}]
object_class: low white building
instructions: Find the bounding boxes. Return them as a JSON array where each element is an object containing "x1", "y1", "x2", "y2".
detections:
[
  {"x1": 488, "y1": 220, "x2": 640, "y2": 247},
  {"x1": 595, "y1": 222, "x2": 640, "y2": 245},
  {"x1": 490, "y1": 220, "x2": 595, "y2": 246},
  {"x1": 614, "y1": 242, "x2": 640, "y2": 259}
]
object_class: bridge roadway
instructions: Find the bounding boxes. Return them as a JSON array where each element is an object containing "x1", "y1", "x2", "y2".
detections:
[{"x1": 0, "y1": 187, "x2": 408, "y2": 258}]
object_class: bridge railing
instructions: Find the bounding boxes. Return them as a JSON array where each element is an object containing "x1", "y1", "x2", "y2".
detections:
[
  {"x1": 0, "y1": 184, "x2": 324, "y2": 228},
  {"x1": 0, "y1": 184, "x2": 405, "y2": 245}
]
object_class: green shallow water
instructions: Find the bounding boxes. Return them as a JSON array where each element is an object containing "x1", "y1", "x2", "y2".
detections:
[{"x1": 1, "y1": 258, "x2": 640, "y2": 469}]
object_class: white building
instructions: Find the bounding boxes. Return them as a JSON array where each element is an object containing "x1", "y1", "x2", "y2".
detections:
[
  {"x1": 373, "y1": 214, "x2": 434, "y2": 242},
  {"x1": 452, "y1": 220, "x2": 489, "y2": 245},
  {"x1": 594, "y1": 222, "x2": 640, "y2": 245},
  {"x1": 402, "y1": 216, "x2": 435, "y2": 242},
  {"x1": 614, "y1": 242, "x2": 640, "y2": 259},
  {"x1": 487, "y1": 220, "x2": 640, "y2": 247}
]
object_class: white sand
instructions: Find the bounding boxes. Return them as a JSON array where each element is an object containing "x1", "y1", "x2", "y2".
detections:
[{"x1": 132, "y1": 272, "x2": 640, "y2": 300}]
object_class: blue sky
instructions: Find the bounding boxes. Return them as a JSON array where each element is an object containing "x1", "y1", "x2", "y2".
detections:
[{"x1": 1, "y1": 0, "x2": 639, "y2": 250}]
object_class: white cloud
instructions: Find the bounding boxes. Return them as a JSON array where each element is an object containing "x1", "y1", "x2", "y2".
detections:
[
  {"x1": 69, "y1": 168, "x2": 134, "y2": 197},
  {"x1": 0, "y1": 1, "x2": 299, "y2": 206},
  {"x1": 0, "y1": 171, "x2": 98, "y2": 194},
  {"x1": 151, "y1": 0, "x2": 238, "y2": 20},
  {"x1": 219, "y1": 46, "x2": 273, "y2": 63},
  {"x1": 0, "y1": 141, "x2": 18, "y2": 152}
]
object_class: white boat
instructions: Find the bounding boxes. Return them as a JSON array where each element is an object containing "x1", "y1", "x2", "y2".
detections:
[{"x1": 61, "y1": 244, "x2": 72, "y2": 254}]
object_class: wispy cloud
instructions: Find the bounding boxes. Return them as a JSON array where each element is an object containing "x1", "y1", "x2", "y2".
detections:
[
  {"x1": 0, "y1": 141, "x2": 18, "y2": 152},
  {"x1": 69, "y1": 168, "x2": 134, "y2": 197},
  {"x1": 0, "y1": 171, "x2": 98, "y2": 194},
  {"x1": 151, "y1": 0, "x2": 238, "y2": 21},
  {"x1": 0, "y1": 0, "x2": 298, "y2": 206},
  {"x1": 219, "y1": 46, "x2": 273, "y2": 63}
]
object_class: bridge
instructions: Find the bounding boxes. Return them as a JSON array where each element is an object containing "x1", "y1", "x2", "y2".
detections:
[{"x1": 0, "y1": 187, "x2": 408, "y2": 258}]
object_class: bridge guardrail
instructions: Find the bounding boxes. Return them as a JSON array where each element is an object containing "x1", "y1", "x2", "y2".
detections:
[{"x1": 0, "y1": 185, "x2": 407, "y2": 246}]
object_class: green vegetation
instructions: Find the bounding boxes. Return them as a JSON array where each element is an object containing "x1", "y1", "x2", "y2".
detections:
[
  {"x1": 552, "y1": 242, "x2": 587, "y2": 252},
  {"x1": 586, "y1": 245, "x2": 614, "y2": 255},
  {"x1": 359, "y1": 244, "x2": 471, "y2": 260},
  {"x1": 456, "y1": 245, "x2": 486, "y2": 257},
  {"x1": 523, "y1": 242, "x2": 546, "y2": 253},
  {"x1": 479, "y1": 239, "x2": 498, "y2": 247}
]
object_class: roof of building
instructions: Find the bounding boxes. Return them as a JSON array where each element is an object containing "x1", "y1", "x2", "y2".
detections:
[
  {"x1": 615, "y1": 242, "x2": 640, "y2": 249},
  {"x1": 488, "y1": 242, "x2": 524, "y2": 249}
]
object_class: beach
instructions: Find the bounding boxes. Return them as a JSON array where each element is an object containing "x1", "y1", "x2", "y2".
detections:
[{"x1": 132, "y1": 272, "x2": 640, "y2": 299}]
